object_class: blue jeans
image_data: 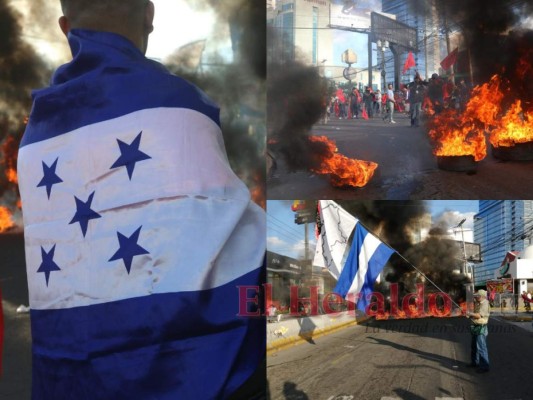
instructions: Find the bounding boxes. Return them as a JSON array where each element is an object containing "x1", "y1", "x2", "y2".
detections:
[{"x1": 471, "y1": 329, "x2": 489, "y2": 369}]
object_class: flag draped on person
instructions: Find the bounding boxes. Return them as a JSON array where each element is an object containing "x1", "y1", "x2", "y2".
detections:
[
  {"x1": 440, "y1": 48, "x2": 458, "y2": 71},
  {"x1": 17, "y1": 29, "x2": 265, "y2": 399},
  {"x1": 314, "y1": 200, "x2": 395, "y2": 312},
  {"x1": 402, "y1": 51, "x2": 416, "y2": 74}
]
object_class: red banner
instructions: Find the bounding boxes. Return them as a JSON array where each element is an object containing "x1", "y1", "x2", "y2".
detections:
[
  {"x1": 440, "y1": 48, "x2": 458, "y2": 71},
  {"x1": 402, "y1": 51, "x2": 415, "y2": 74}
]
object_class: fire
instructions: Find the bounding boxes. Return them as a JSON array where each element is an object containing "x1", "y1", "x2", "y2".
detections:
[
  {"x1": 428, "y1": 110, "x2": 487, "y2": 161},
  {"x1": 428, "y1": 65, "x2": 533, "y2": 158},
  {"x1": 0, "y1": 207, "x2": 15, "y2": 233},
  {"x1": 490, "y1": 100, "x2": 533, "y2": 147},
  {"x1": 6, "y1": 168, "x2": 17, "y2": 184},
  {"x1": 308, "y1": 136, "x2": 378, "y2": 187}
]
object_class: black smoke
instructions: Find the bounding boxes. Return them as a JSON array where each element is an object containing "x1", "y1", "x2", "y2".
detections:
[
  {"x1": 166, "y1": 0, "x2": 265, "y2": 206},
  {"x1": 440, "y1": 1, "x2": 533, "y2": 94},
  {"x1": 267, "y1": 55, "x2": 329, "y2": 171},
  {"x1": 0, "y1": 0, "x2": 49, "y2": 203}
]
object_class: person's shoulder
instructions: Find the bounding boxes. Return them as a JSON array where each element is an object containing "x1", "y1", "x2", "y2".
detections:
[{"x1": 141, "y1": 59, "x2": 220, "y2": 121}]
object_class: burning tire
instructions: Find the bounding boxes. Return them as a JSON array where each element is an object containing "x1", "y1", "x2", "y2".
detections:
[
  {"x1": 491, "y1": 142, "x2": 533, "y2": 161},
  {"x1": 436, "y1": 155, "x2": 477, "y2": 173}
]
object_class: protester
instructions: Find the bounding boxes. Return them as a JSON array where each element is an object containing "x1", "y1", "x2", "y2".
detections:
[
  {"x1": 428, "y1": 73, "x2": 445, "y2": 114},
  {"x1": 407, "y1": 73, "x2": 427, "y2": 127},
  {"x1": 373, "y1": 90, "x2": 382, "y2": 116},
  {"x1": 363, "y1": 86, "x2": 374, "y2": 118},
  {"x1": 383, "y1": 83, "x2": 396, "y2": 123},
  {"x1": 17, "y1": 1, "x2": 265, "y2": 398},
  {"x1": 349, "y1": 87, "x2": 361, "y2": 119},
  {"x1": 467, "y1": 290, "x2": 490, "y2": 373},
  {"x1": 457, "y1": 78, "x2": 470, "y2": 112}
]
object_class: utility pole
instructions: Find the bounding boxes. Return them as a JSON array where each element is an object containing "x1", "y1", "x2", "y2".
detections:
[{"x1": 443, "y1": 4, "x2": 455, "y2": 83}]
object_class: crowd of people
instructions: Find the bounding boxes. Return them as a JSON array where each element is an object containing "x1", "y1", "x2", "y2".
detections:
[{"x1": 325, "y1": 72, "x2": 472, "y2": 126}]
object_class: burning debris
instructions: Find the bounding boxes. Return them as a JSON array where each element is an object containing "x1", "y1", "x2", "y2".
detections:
[
  {"x1": 309, "y1": 136, "x2": 378, "y2": 188},
  {"x1": 267, "y1": 60, "x2": 379, "y2": 188},
  {"x1": 426, "y1": 2, "x2": 533, "y2": 164}
]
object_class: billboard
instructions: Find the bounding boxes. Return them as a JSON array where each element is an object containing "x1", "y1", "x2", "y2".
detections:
[
  {"x1": 464, "y1": 241, "x2": 482, "y2": 262},
  {"x1": 330, "y1": 0, "x2": 390, "y2": 30},
  {"x1": 370, "y1": 11, "x2": 417, "y2": 50},
  {"x1": 486, "y1": 279, "x2": 513, "y2": 294}
]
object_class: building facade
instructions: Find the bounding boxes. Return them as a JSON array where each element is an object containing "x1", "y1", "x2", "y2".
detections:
[
  {"x1": 381, "y1": 0, "x2": 451, "y2": 86},
  {"x1": 268, "y1": 0, "x2": 333, "y2": 66},
  {"x1": 474, "y1": 200, "x2": 533, "y2": 286}
]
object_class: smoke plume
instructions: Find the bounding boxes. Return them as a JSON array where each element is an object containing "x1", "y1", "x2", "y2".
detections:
[
  {"x1": 267, "y1": 49, "x2": 329, "y2": 171},
  {"x1": 337, "y1": 201, "x2": 471, "y2": 302},
  {"x1": 441, "y1": 0, "x2": 533, "y2": 94},
  {"x1": 0, "y1": 0, "x2": 49, "y2": 207},
  {"x1": 166, "y1": 0, "x2": 266, "y2": 206}
]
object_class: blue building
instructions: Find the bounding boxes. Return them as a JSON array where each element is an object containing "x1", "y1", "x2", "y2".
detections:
[
  {"x1": 474, "y1": 200, "x2": 533, "y2": 287},
  {"x1": 381, "y1": 0, "x2": 447, "y2": 87}
]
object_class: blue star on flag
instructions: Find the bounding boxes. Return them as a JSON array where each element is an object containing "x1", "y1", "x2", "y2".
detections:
[
  {"x1": 109, "y1": 226, "x2": 150, "y2": 274},
  {"x1": 37, "y1": 245, "x2": 61, "y2": 286},
  {"x1": 110, "y1": 131, "x2": 151, "y2": 180},
  {"x1": 37, "y1": 158, "x2": 63, "y2": 199},
  {"x1": 69, "y1": 191, "x2": 101, "y2": 237}
]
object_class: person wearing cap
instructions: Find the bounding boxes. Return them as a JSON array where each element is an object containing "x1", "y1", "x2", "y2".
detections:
[{"x1": 466, "y1": 289, "x2": 490, "y2": 372}]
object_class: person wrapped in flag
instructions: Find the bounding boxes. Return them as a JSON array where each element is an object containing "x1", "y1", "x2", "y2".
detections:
[{"x1": 17, "y1": 1, "x2": 265, "y2": 399}]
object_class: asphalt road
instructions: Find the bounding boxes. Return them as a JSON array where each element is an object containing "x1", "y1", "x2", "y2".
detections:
[
  {"x1": 267, "y1": 114, "x2": 533, "y2": 200},
  {"x1": 0, "y1": 232, "x2": 31, "y2": 400},
  {"x1": 267, "y1": 316, "x2": 533, "y2": 400}
]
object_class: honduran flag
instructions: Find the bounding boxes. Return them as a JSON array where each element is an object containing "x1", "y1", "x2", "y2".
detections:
[
  {"x1": 17, "y1": 29, "x2": 265, "y2": 399},
  {"x1": 314, "y1": 200, "x2": 395, "y2": 312}
]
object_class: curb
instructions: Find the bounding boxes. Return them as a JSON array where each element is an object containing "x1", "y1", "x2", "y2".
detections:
[{"x1": 267, "y1": 315, "x2": 371, "y2": 354}]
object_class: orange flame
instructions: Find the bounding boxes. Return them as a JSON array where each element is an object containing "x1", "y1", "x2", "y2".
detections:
[
  {"x1": 490, "y1": 100, "x2": 533, "y2": 147},
  {"x1": 6, "y1": 168, "x2": 17, "y2": 184},
  {"x1": 309, "y1": 136, "x2": 378, "y2": 187},
  {"x1": 0, "y1": 207, "x2": 15, "y2": 233},
  {"x1": 428, "y1": 68, "x2": 533, "y2": 158}
]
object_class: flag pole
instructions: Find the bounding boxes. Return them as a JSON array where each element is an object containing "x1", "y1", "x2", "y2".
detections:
[{"x1": 357, "y1": 220, "x2": 465, "y2": 312}]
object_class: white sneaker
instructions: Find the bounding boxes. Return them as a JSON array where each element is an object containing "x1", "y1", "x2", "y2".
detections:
[{"x1": 391, "y1": 120, "x2": 396, "y2": 124}]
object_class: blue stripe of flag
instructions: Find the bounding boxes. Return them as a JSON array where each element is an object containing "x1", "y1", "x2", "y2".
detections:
[
  {"x1": 334, "y1": 223, "x2": 395, "y2": 313},
  {"x1": 30, "y1": 267, "x2": 264, "y2": 400}
]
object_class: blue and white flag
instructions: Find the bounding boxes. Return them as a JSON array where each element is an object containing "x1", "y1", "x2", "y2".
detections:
[
  {"x1": 334, "y1": 222, "x2": 395, "y2": 312},
  {"x1": 18, "y1": 29, "x2": 265, "y2": 399},
  {"x1": 314, "y1": 201, "x2": 395, "y2": 312}
]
